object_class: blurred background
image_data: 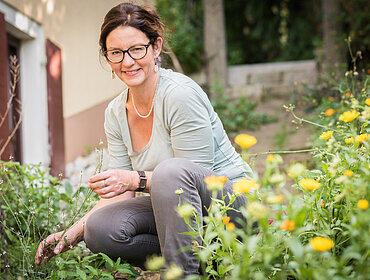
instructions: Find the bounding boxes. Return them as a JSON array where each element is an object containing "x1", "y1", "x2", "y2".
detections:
[{"x1": 0, "y1": 0, "x2": 369, "y2": 178}]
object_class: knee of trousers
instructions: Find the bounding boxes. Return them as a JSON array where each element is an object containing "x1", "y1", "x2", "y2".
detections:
[
  {"x1": 84, "y1": 207, "x2": 133, "y2": 257},
  {"x1": 150, "y1": 158, "x2": 196, "y2": 196}
]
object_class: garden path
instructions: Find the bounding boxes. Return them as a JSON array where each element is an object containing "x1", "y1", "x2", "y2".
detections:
[{"x1": 241, "y1": 92, "x2": 312, "y2": 177}]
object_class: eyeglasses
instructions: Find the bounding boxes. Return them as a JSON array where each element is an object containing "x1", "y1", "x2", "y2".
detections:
[{"x1": 105, "y1": 42, "x2": 151, "y2": 63}]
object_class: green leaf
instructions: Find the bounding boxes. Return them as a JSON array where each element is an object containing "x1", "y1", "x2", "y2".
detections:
[
  {"x1": 85, "y1": 265, "x2": 99, "y2": 276},
  {"x1": 286, "y1": 238, "x2": 304, "y2": 260},
  {"x1": 76, "y1": 267, "x2": 87, "y2": 280},
  {"x1": 99, "y1": 253, "x2": 114, "y2": 270},
  {"x1": 64, "y1": 180, "x2": 73, "y2": 196},
  {"x1": 117, "y1": 267, "x2": 134, "y2": 274}
]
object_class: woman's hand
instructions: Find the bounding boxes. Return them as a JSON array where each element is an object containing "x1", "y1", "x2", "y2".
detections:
[
  {"x1": 88, "y1": 170, "x2": 137, "y2": 199},
  {"x1": 35, "y1": 223, "x2": 84, "y2": 265}
]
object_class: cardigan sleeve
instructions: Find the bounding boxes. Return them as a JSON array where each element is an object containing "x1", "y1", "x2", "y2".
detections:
[
  {"x1": 165, "y1": 85, "x2": 215, "y2": 170},
  {"x1": 104, "y1": 104, "x2": 132, "y2": 170}
]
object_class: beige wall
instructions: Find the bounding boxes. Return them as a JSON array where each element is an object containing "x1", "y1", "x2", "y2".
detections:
[
  {"x1": 3, "y1": 0, "x2": 153, "y2": 163},
  {"x1": 4, "y1": 0, "x2": 152, "y2": 118}
]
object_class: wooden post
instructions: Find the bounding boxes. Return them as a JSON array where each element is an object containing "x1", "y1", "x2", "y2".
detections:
[
  {"x1": 0, "y1": 12, "x2": 12, "y2": 161},
  {"x1": 46, "y1": 39, "x2": 65, "y2": 177}
]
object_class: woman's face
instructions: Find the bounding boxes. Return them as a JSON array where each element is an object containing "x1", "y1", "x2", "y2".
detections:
[{"x1": 105, "y1": 26, "x2": 162, "y2": 88}]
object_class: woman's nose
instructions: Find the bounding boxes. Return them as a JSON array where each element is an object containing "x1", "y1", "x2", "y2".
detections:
[{"x1": 121, "y1": 53, "x2": 135, "y2": 67}]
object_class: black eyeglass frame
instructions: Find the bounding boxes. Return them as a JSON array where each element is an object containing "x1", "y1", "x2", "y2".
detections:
[{"x1": 104, "y1": 42, "x2": 152, "y2": 63}]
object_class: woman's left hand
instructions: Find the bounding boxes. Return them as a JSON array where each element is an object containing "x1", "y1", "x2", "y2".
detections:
[{"x1": 88, "y1": 170, "x2": 136, "y2": 198}]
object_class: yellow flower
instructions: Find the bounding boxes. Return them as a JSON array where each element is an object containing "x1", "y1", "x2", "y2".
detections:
[
  {"x1": 267, "y1": 154, "x2": 275, "y2": 162},
  {"x1": 345, "y1": 137, "x2": 354, "y2": 144},
  {"x1": 226, "y1": 222, "x2": 235, "y2": 231},
  {"x1": 234, "y1": 134, "x2": 257, "y2": 149},
  {"x1": 233, "y1": 178, "x2": 259, "y2": 194},
  {"x1": 339, "y1": 110, "x2": 360, "y2": 122},
  {"x1": 324, "y1": 108, "x2": 335, "y2": 116},
  {"x1": 269, "y1": 173, "x2": 285, "y2": 184},
  {"x1": 310, "y1": 237, "x2": 334, "y2": 252},
  {"x1": 247, "y1": 202, "x2": 268, "y2": 219},
  {"x1": 320, "y1": 130, "x2": 333, "y2": 140},
  {"x1": 287, "y1": 163, "x2": 306, "y2": 178},
  {"x1": 357, "y1": 199, "x2": 369, "y2": 210},
  {"x1": 355, "y1": 133, "x2": 368, "y2": 143},
  {"x1": 145, "y1": 255, "x2": 165, "y2": 271},
  {"x1": 343, "y1": 170, "x2": 353, "y2": 177},
  {"x1": 280, "y1": 220, "x2": 295, "y2": 231},
  {"x1": 164, "y1": 263, "x2": 183, "y2": 280},
  {"x1": 298, "y1": 178, "x2": 321, "y2": 191},
  {"x1": 222, "y1": 216, "x2": 230, "y2": 224},
  {"x1": 266, "y1": 194, "x2": 284, "y2": 204},
  {"x1": 204, "y1": 175, "x2": 228, "y2": 191},
  {"x1": 177, "y1": 203, "x2": 195, "y2": 218},
  {"x1": 365, "y1": 98, "x2": 370, "y2": 106}
]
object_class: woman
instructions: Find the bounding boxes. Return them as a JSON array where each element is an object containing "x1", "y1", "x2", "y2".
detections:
[{"x1": 35, "y1": 2, "x2": 253, "y2": 276}]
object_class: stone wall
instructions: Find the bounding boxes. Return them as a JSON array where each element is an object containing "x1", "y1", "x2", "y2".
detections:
[{"x1": 227, "y1": 60, "x2": 317, "y2": 100}]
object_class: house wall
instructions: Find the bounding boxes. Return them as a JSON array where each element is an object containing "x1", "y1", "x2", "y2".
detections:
[{"x1": 2, "y1": 0, "x2": 152, "y2": 164}]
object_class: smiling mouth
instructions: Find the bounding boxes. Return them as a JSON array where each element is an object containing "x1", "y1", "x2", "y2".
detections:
[{"x1": 123, "y1": 69, "x2": 140, "y2": 74}]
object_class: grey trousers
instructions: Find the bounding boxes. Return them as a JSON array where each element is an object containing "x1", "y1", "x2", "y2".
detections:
[{"x1": 84, "y1": 158, "x2": 246, "y2": 276}]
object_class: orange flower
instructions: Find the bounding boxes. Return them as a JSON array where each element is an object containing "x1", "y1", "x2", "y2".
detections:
[
  {"x1": 222, "y1": 216, "x2": 230, "y2": 224},
  {"x1": 204, "y1": 175, "x2": 228, "y2": 191},
  {"x1": 339, "y1": 110, "x2": 360, "y2": 122},
  {"x1": 298, "y1": 178, "x2": 321, "y2": 191},
  {"x1": 321, "y1": 200, "x2": 325, "y2": 208},
  {"x1": 320, "y1": 131, "x2": 333, "y2": 140},
  {"x1": 355, "y1": 133, "x2": 368, "y2": 143},
  {"x1": 328, "y1": 96, "x2": 334, "y2": 101},
  {"x1": 310, "y1": 237, "x2": 334, "y2": 252},
  {"x1": 280, "y1": 220, "x2": 295, "y2": 231},
  {"x1": 324, "y1": 108, "x2": 335, "y2": 116},
  {"x1": 266, "y1": 194, "x2": 284, "y2": 204},
  {"x1": 345, "y1": 92, "x2": 352, "y2": 98},
  {"x1": 226, "y1": 222, "x2": 235, "y2": 231},
  {"x1": 345, "y1": 137, "x2": 354, "y2": 144},
  {"x1": 234, "y1": 134, "x2": 257, "y2": 149}
]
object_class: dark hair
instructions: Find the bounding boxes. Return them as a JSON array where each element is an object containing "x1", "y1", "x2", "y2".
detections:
[{"x1": 99, "y1": 3, "x2": 165, "y2": 54}]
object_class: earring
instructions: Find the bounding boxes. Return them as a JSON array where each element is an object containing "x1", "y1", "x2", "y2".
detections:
[
  {"x1": 111, "y1": 70, "x2": 115, "y2": 79},
  {"x1": 154, "y1": 60, "x2": 159, "y2": 73}
]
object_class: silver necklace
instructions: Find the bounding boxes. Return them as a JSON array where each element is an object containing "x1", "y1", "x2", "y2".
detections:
[{"x1": 131, "y1": 92, "x2": 154, "y2": 119}]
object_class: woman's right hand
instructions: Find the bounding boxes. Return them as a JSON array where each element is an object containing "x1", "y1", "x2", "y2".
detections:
[{"x1": 35, "y1": 223, "x2": 84, "y2": 265}]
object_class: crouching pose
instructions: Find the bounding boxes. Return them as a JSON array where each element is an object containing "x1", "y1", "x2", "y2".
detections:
[{"x1": 35, "y1": 2, "x2": 253, "y2": 277}]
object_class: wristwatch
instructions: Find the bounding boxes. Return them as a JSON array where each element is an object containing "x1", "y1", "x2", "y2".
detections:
[{"x1": 136, "y1": 171, "x2": 147, "y2": 192}]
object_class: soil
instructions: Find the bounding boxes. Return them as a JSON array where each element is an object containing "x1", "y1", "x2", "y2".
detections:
[{"x1": 245, "y1": 95, "x2": 312, "y2": 177}]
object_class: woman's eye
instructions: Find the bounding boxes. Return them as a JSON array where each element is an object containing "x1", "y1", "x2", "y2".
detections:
[{"x1": 131, "y1": 47, "x2": 144, "y2": 52}]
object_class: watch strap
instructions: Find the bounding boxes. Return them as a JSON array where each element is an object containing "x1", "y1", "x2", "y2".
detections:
[{"x1": 136, "y1": 171, "x2": 147, "y2": 192}]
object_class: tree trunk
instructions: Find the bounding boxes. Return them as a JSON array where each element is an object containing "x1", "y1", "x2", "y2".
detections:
[
  {"x1": 322, "y1": 0, "x2": 345, "y2": 77},
  {"x1": 203, "y1": 0, "x2": 228, "y2": 94}
]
